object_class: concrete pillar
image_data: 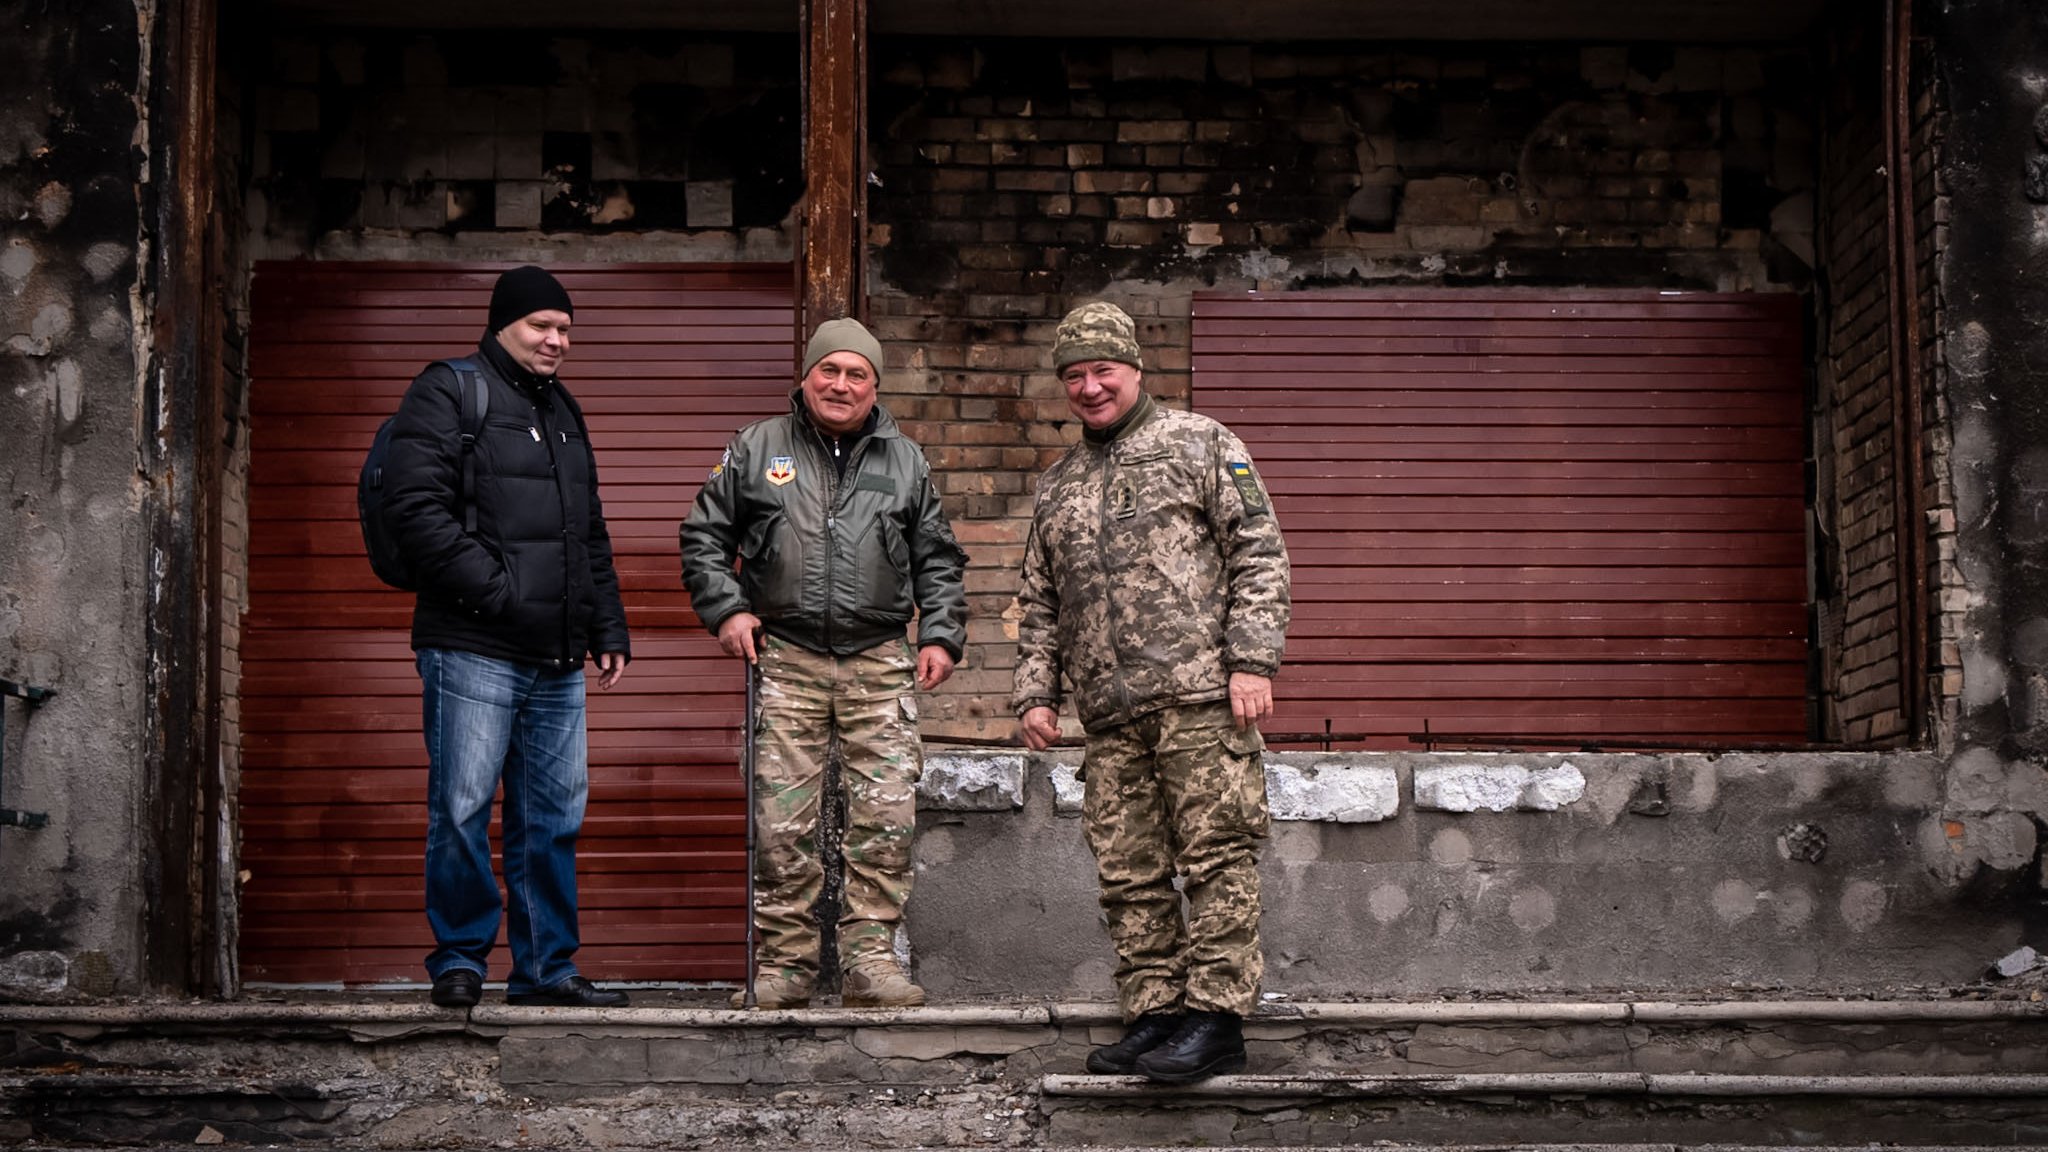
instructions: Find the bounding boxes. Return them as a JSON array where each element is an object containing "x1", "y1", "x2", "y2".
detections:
[{"x1": 1934, "y1": 2, "x2": 2048, "y2": 761}]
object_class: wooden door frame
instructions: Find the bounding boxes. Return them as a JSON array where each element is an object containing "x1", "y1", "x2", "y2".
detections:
[{"x1": 143, "y1": 0, "x2": 230, "y2": 998}]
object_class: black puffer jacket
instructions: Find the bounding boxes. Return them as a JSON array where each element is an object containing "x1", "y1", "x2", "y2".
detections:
[{"x1": 382, "y1": 337, "x2": 631, "y2": 670}]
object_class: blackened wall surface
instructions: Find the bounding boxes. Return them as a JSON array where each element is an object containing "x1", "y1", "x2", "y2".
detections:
[
  {"x1": 0, "y1": 0, "x2": 151, "y2": 994},
  {"x1": 867, "y1": 38, "x2": 1820, "y2": 732},
  {"x1": 242, "y1": 29, "x2": 802, "y2": 253},
  {"x1": 1928, "y1": 0, "x2": 2048, "y2": 890}
]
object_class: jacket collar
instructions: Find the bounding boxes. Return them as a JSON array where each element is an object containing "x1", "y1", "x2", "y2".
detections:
[
  {"x1": 477, "y1": 336, "x2": 554, "y2": 398},
  {"x1": 1083, "y1": 391, "x2": 1156, "y2": 446}
]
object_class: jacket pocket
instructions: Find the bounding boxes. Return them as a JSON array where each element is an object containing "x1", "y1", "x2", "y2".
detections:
[
  {"x1": 480, "y1": 541, "x2": 518, "y2": 617},
  {"x1": 739, "y1": 509, "x2": 799, "y2": 616},
  {"x1": 854, "y1": 512, "x2": 915, "y2": 621}
]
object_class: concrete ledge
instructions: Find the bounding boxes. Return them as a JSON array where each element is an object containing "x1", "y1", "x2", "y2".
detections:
[
  {"x1": 1039, "y1": 1072, "x2": 2048, "y2": 1098},
  {"x1": 5, "y1": 998, "x2": 2042, "y2": 1029}
]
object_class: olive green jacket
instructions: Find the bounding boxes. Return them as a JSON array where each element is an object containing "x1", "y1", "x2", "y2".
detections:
[{"x1": 680, "y1": 393, "x2": 968, "y2": 659}]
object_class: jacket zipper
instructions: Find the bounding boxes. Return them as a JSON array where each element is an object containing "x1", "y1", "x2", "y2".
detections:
[
  {"x1": 1094, "y1": 441, "x2": 1133, "y2": 721},
  {"x1": 534, "y1": 388, "x2": 571, "y2": 667},
  {"x1": 810, "y1": 423, "x2": 882, "y2": 655}
]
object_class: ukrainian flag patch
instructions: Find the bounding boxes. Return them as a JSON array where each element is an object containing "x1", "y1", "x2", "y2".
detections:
[{"x1": 1228, "y1": 460, "x2": 1268, "y2": 514}]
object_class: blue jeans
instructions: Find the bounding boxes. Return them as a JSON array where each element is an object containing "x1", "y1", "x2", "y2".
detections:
[{"x1": 417, "y1": 648, "x2": 589, "y2": 994}]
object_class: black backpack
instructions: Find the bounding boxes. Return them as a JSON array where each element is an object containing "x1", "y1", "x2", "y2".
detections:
[{"x1": 359, "y1": 359, "x2": 490, "y2": 591}]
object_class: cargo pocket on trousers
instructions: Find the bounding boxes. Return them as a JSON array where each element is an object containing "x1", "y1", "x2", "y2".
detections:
[
  {"x1": 1217, "y1": 724, "x2": 1271, "y2": 839},
  {"x1": 898, "y1": 695, "x2": 925, "y2": 783}
]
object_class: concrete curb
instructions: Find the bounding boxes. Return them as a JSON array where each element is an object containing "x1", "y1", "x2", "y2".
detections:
[
  {"x1": 3, "y1": 998, "x2": 2041, "y2": 1029},
  {"x1": 1038, "y1": 1072, "x2": 2048, "y2": 1099}
]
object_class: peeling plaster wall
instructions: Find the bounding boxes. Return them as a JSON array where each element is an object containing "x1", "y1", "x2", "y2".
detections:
[
  {"x1": 1930, "y1": 1, "x2": 2048, "y2": 902},
  {"x1": 0, "y1": 0, "x2": 153, "y2": 993}
]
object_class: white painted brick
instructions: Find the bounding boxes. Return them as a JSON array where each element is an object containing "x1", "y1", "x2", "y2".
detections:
[
  {"x1": 1265, "y1": 757, "x2": 1399, "y2": 823},
  {"x1": 1522, "y1": 763, "x2": 1587, "y2": 811},
  {"x1": 1414, "y1": 762, "x2": 1587, "y2": 813},
  {"x1": 1048, "y1": 760, "x2": 1084, "y2": 816},
  {"x1": 919, "y1": 753, "x2": 1024, "y2": 811}
]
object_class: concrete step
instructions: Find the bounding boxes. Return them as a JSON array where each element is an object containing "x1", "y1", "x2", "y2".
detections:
[
  {"x1": 1038, "y1": 1072, "x2": 2048, "y2": 1146},
  {"x1": 5, "y1": 997, "x2": 2048, "y2": 1146}
]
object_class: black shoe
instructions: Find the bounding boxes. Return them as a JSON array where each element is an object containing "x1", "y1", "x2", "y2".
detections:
[
  {"x1": 429, "y1": 969, "x2": 482, "y2": 1009},
  {"x1": 1086, "y1": 1012, "x2": 1186, "y2": 1074},
  {"x1": 1132, "y1": 1010, "x2": 1246, "y2": 1084},
  {"x1": 506, "y1": 975, "x2": 629, "y2": 1008}
]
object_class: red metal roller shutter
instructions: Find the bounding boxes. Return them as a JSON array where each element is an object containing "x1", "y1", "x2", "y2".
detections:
[
  {"x1": 1192, "y1": 289, "x2": 1809, "y2": 749},
  {"x1": 242, "y1": 262, "x2": 793, "y2": 984}
]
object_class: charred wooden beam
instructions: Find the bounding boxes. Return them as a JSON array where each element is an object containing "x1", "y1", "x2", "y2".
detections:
[
  {"x1": 799, "y1": 0, "x2": 869, "y2": 335},
  {"x1": 141, "y1": 0, "x2": 223, "y2": 996}
]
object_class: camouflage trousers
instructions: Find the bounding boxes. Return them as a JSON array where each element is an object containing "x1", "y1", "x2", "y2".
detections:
[
  {"x1": 750, "y1": 634, "x2": 923, "y2": 980},
  {"x1": 1081, "y1": 700, "x2": 1269, "y2": 1021}
]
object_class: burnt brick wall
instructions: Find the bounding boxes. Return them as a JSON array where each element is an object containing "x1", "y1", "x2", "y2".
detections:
[
  {"x1": 245, "y1": 31, "x2": 801, "y2": 252},
  {"x1": 1812, "y1": 8, "x2": 1947, "y2": 746},
  {"x1": 868, "y1": 38, "x2": 1820, "y2": 735},
  {"x1": 1814, "y1": 10, "x2": 1897, "y2": 743},
  {"x1": 1913, "y1": 49, "x2": 1959, "y2": 752}
]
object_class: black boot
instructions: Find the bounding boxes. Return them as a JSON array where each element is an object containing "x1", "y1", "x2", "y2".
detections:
[
  {"x1": 429, "y1": 968, "x2": 481, "y2": 1009},
  {"x1": 1132, "y1": 1010, "x2": 1246, "y2": 1084},
  {"x1": 507, "y1": 975, "x2": 629, "y2": 1007},
  {"x1": 1085, "y1": 1012, "x2": 1185, "y2": 1074}
]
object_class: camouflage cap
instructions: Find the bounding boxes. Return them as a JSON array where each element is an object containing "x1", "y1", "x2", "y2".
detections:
[{"x1": 1052, "y1": 301, "x2": 1144, "y2": 373}]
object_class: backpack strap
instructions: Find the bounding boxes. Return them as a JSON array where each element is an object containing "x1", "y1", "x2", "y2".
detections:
[{"x1": 436, "y1": 358, "x2": 490, "y2": 534}]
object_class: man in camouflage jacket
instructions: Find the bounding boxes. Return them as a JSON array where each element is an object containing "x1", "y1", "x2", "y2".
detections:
[
  {"x1": 1014, "y1": 301, "x2": 1290, "y2": 1083},
  {"x1": 682, "y1": 317, "x2": 968, "y2": 1010}
]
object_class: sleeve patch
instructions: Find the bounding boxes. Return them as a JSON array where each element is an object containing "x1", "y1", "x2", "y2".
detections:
[
  {"x1": 708, "y1": 447, "x2": 730, "y2": 479},
  {"x1": 1228, "y1": 460, "x2": 1269, "y2": 515}
]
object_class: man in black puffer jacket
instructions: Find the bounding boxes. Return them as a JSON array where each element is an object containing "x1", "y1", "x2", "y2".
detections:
[{"x1": 382, "y1": 265, "x2": 631, "y2": 1010}]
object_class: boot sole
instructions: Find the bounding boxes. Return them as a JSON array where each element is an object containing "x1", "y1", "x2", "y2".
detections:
[
  {"x1": 842, "y1": 994, "x2": 925, "y2": 1008},
  {"x1": 1136, "y1": 1049, "x2": 1246, "y2": 1085}
]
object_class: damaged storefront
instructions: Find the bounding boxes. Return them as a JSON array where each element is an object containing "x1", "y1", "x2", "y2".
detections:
[{"x1": 3, "y1": 0, "x2": 2045, "y2": 1006}]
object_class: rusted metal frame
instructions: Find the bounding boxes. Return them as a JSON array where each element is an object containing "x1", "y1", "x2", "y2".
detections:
[
  {"x1": 141, "y1": 0, "x2": 223, "y2": 995},
  {"x1": 799, "y1": 0, "x2": 869, "y2": 334},
  {"x1": 0, "y1": 679, "x2": 56, "y2": 830},
  {"x1": 1882, "y1": 0, "x2": 1930, "y2": 743}
]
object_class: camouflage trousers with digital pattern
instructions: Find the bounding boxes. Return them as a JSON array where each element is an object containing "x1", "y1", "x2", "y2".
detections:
[
  {"x1": 1081, "y1": 700, "x2": 1270, "y2": 1021},
  {"x1": 750, "y1": 634, "x2": 923, "y2": 981}
]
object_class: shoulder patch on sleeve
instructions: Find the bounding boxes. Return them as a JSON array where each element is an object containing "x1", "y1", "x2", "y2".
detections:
[
  {"x1": 708, "y1": 446, "x2": 730, "y2": 479},
  {"x1": 1228, "y1": 460, "x2": 1269, "y2": 515}
]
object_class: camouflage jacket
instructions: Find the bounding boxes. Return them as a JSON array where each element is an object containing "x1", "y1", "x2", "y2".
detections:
[
  {"x1": 679, "y1": 392, "x2": 969, "y2": 659},
  {"x1": 1012, "y1": 395, "x2": 1291, "y2": 733}
]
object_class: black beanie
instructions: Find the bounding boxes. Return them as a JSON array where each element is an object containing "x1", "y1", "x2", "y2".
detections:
[{"x1": 487, "y1": 265, "x2": 574, "y2": 334}]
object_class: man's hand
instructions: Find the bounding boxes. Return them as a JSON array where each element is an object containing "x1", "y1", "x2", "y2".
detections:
[
  {"x1": 917, "y1": 645, "x2": 956, "y2": 691},
  {"x1": 717, "y1": 612, "x2": 763, "y2": 663},
  {"x1": 596, "y1": 652, "x2": 627, "y2": 691},
  {"x1": 1019, "y1": 706, "x2": 1061, "y2": 751},
  {"x1": 1228, "y1": 671, "x2": 1273, "y2": 729}
]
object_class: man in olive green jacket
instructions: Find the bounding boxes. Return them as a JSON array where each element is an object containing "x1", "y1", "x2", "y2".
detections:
[{"x1": 681, "y1": 318, "x2": 967, "y2": 1009}]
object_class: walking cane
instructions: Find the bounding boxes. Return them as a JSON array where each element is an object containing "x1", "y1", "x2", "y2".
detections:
[{"x1": 742, "y1": 655, "x2": 760, "y2": 1010}]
